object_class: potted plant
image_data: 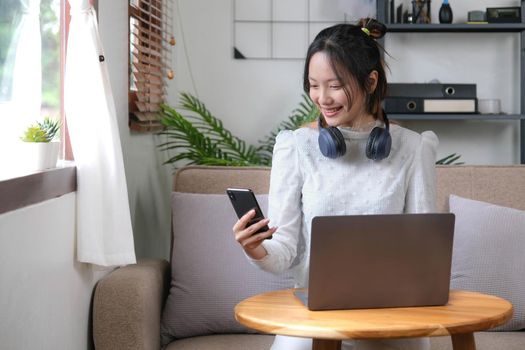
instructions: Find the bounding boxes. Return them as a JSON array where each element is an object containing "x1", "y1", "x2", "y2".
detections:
[{"x1": 20, "y1": 116, "x2": 61, "y2": 171}]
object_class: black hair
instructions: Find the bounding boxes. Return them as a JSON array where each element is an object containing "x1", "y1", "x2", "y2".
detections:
[{"x1": 303, "y1": 18, "x2": 388, "y2": 120}]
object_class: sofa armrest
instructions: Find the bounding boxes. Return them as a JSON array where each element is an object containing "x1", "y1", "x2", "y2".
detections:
[{"x1": 93, "y1": 258, "x2": 170, "y2": 350}]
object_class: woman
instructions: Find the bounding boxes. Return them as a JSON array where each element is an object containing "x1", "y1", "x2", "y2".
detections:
[{"x1": 233, "y1": 18, "x2": 437, "y2": 350}]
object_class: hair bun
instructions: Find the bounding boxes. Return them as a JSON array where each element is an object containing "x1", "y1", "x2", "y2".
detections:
[{"x1": 358, "y1": 17, "x2": 387, "y2": 39}]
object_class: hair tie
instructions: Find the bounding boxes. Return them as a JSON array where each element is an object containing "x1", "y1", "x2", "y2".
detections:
[{"x1": 361, "y1": 27, "x2": 370, "y2": 36}]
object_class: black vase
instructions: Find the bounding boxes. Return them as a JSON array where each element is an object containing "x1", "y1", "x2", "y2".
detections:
[{"x1": 439, "y1": 1, "x2": 453, "y2": 23}]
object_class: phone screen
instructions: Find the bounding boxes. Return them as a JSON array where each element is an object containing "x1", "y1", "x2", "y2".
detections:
[{"x1": 227, "y1": 188, "x2": 271, "y2": 238}]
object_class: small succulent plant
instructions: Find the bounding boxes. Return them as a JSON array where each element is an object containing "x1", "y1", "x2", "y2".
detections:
[{"x1": 21, "y1": 116, "x2": 61, "y2": 142}]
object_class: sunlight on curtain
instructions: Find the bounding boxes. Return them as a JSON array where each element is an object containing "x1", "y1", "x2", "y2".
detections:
[{"x1": 65, "y1": 0, "x2": 136, "y2": 266}]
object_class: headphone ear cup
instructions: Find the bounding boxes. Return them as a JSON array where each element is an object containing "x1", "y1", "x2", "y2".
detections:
[
  {"x1": 318, "y1": 126, "x2": 346, "y2": 159},
  {"x1": 366, "y1": 127, "x2": 392, "y2": 160}
]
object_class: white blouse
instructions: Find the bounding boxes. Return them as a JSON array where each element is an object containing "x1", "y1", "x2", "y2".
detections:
[{"x1": 250, "y1": 124, "x2": 439, "y2": 288}]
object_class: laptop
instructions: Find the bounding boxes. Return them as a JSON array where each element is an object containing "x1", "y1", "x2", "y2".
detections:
[{"x1": 294, "y1": 213, "x2": 455, "y2": 311}]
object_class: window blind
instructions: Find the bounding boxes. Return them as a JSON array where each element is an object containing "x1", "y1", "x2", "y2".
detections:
[{"x1": 129, "y1": 0, "x2": 174, "y2": 132}]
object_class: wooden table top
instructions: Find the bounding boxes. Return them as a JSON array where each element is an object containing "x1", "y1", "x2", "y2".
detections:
[{"x1": 235, "y1": 289, "x2": 513, "y2": 341}]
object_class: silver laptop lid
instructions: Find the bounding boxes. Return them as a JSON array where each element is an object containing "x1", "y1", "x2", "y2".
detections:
[{"x1": 306, "y1": 213, "x2": 455, "y2": 311}]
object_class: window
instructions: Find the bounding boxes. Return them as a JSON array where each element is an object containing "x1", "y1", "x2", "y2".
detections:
[
  {"x1": 128, "y1": 0, "x2": 175, "y2": 132},
  {"x1": 0, "y1": 0, "x2": 63, "y2": 179},
  {"x1": 0, "y1": 0, "x2": 77, "y2": 210}
]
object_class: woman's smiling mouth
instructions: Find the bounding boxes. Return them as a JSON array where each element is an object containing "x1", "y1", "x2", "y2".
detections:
[{"x1": 322, "y1": 106, "x2": 343, "y2": 118}]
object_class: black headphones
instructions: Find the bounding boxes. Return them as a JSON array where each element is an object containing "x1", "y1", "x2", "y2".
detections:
[{"x1": 317, "y1": 112, "x2": 392, "y2": 160}]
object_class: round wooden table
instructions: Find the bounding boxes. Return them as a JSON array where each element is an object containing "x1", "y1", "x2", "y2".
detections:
[{"x1": 235, "y1": 289, "x2": 513, "y2": 350}]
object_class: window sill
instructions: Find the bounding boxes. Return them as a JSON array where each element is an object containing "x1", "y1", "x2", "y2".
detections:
[{"x1": 0, "y1": 162, "x2": 77, "y2": 215}]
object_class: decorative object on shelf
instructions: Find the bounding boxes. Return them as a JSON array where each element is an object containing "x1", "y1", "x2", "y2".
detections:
[
  {"x1": 396, "y1": 4, "x2": 403, "y2": 23},
  {"x1": 412, "y1": 0, "x2": 431, "y2": 24},
  {"x1": 439, "y1": 0, "x2": 453, "y2": 24},
  {"x1": 468, "y1": 10, "x2": 487, "y2": 24},
  {"x1": 478, "y1": 99, "x2": 501, "y2": 114},
  {"x1": 486, "y1": 7, "x2": 521, "y2": 24},
  {"x1": 19, "y1": 116, "x2": 61, "y2": 171}
]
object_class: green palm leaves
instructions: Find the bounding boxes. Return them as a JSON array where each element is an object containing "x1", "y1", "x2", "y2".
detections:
[{"x1": 158, "y1": 92, "x2": 318, "y2": 167}]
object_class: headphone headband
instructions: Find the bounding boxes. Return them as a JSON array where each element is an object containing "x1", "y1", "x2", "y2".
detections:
[{"x1": 317, "y1": 112, "x2": 391, "y2": 160}]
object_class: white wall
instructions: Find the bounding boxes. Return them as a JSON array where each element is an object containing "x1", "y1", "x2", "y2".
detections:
[
  {"x1": 0, "y1": 194, "x2": 108, "y2": 350},
  {"x1": 173, "y1": 0, "x2": 522, "y2": 164}
]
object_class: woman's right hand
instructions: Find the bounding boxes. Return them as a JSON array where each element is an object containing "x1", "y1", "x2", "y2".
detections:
[{"x1": 232, "y1": 209, "x2": 277, "y2": 260}]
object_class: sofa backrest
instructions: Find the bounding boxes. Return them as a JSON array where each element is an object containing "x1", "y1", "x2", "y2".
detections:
[
  {"x1": 436, "y1": 165, "x2": 525, "y2": 212},
  {"x1": 174, "y1": 165, "x2": 525, "y2": 212},
  {"x1": 174, "y1": 166, "x2": 270, "y2": 194}
]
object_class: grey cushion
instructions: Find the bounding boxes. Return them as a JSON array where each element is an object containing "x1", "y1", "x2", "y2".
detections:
[
  {"x1": 449, "y1": 194, "x2": 525, "y2": 331},
  {"x1": 161, "y1": 193, "x2": 294, "y2": 344}
]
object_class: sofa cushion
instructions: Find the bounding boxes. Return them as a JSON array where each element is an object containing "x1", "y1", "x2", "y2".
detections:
[
  {"x1": 161, "y1": 192, "x2": 294, "y2": 344},
  {"x1": 165, "y1": 334, "x2": 275, "y2": 350},
  {"x1": 449, "y1": 194, "x2": 525, "y2": 331}
]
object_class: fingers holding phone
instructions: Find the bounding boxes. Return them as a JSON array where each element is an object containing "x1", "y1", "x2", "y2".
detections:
[
  {"x1": 234, "y1": 209, "x2": 275, "y2": 243},
  {"x1": 228, "y1": 188, "x2": 276, "y2": 259},
  {"x1": 233, "y1": 209, "x2": 276, "y2": 259}
]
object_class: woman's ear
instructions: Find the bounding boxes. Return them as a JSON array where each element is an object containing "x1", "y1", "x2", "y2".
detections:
[{"x1": 367, "y1": 70, "x2": 379, "y2": 93}]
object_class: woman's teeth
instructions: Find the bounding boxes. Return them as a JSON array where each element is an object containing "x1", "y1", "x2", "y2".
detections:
[{"x1": 323, "y1": 107, "x2": 341, "y2": 116}]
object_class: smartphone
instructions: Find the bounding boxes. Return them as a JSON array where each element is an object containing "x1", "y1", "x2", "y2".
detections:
[{"x1": 226, "y1": 188, "x2": 272, "y2": 239}]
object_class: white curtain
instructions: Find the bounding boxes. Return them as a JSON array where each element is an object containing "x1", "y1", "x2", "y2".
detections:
[
  {"x1": 0, "y1": 0, "x2": 42, "y2": 140},
  {"x1": 64, "y1": 0, "x2": 136, "y2": 266}
]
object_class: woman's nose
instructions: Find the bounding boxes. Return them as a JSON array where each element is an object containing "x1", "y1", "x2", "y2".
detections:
[{"x1": 318, "y1": 89, "x2": 333, "y2": 105}]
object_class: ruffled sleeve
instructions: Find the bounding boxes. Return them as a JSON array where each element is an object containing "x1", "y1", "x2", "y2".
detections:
[
  {"x1": 405, "y1": 131, "x2": 439, "y2": 213},
  {"x1": 248, "y1": 130, "x2": 304, "y2": 274}
]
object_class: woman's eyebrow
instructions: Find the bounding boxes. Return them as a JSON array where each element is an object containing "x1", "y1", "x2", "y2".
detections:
[{"x1": 308, "y1": 77, "x2": 340, "y2": 82}]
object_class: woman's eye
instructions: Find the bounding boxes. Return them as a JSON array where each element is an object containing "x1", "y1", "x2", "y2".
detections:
[{"x1": 330, "y1": 85, "x2": 342, "y2": 89}]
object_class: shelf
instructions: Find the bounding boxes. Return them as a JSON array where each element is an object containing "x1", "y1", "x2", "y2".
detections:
[
  {"x1": 386, "y1": 23, "x2": 525, "y2": 33},
  {"x1": 376, "y1": 0, "x2": 525, "y2": 163},
  {"x1": 389, "y1": 114, "x2": 525, "y2": 121}
]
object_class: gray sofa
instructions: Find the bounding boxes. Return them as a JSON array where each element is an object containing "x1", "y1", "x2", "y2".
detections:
[{"x1": 93, "y1": 165, "x2": 525, "y2": 350}]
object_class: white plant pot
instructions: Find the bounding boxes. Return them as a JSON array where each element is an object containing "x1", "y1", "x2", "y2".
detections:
[{"x1": 20, "y1": 141, "x2": 60, "y2": 171}]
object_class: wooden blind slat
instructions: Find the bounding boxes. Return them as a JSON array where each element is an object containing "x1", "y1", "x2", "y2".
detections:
[
  {"x1": 133, "y1": 71, "x2": 163, "y2": 85},
  {"x1": 137, "y1": 93, "x2": 163, "y2": 104},
  {"x1": 136, "y1": 85, "x2": 164, "y2": 94},
  {"x1": 134, "y1": 7, "x2": 163, "y2": 24},
  {"x1": 132, "y1": 62, "x2": 163, "y2": 78},
  {"x1": 129, "y1": 0, "x2": 173, "y2": 133},
  {"x1": 136, "y1": 80, "x2": 164, "y2": 92},
  {"x1": 139, "y1": 0, "x2": 162, "y2": 15},
  {"x1": 136, "y1": 101, "x2": 161, "y2": 112},
  {"x1": 131, "y1": 52, "x2": 164, "y2": 70},
  {"x1": 131, "y1": 42, "x2": 162, "y2": 58},
  {"x1": 132, "y1": 23, "x2": 164, "y2": 43},
  {"x1": 130, "y1": 31, "x2": 164, "y2": 52},
  {"x1": 133, "y1": 112, "x2": 162, "y2": 122}
]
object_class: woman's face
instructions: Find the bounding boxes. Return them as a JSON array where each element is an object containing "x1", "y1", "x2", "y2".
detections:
[{"x1": 308, "y1": 51, "x2": 372, "y2": 128}]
